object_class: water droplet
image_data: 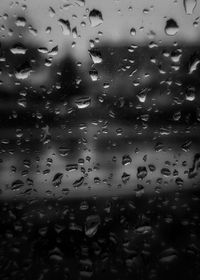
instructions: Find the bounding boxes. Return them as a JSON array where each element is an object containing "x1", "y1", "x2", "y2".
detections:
[
  {"x1": 136, "y1": 89, "x2": 147, "y2": 103},
  {"x1": 161, "y1": 168, "x2": 171, "y2": 177},
  {"x1": 89, "y1": 49, "x2": 102, "y2": 64},
  {"x1": 122, "y1": 155, "x2": 132, "y2": 166},
  {"x1": 89, "y1": 9, "x2": 103, "y2": 27},
  {"x1": 49, "y1": 6, "x2": 56, "y2": 17},
  {"x1": 137, "y1": 167, "x2": 147, "y2": 180},
  {"x1": 59, "y1": 146, "x2": 70, "y2": 156},
  {"x1": 15, "y1": 17, "x2": 26, "y2": 27},
  {"x1": 11, "y1": 179, "x2": 24, "y2": 191},
  {"x1": 76, "y1": 0, "x2": 85, "y2": 7},
  {"x1": 75, "y1": 96, "x2": 91, "y2": 109},
  {"x1": 165, "y1": 19, "x2": 179, "y2": 36},
  {"x1": 130, "y1": 27, "x2": 136, "y2": 36},
  {"x1": 85, "y1": 215, "x2": 100, "y2": 237},
  {"x1": 188, "y1": 55, "x2": 200, "y2": 74},
  {"x1": 73, "y1": 176, "x2": 84, "y2": 188},
  {"x1": 15, "y1": 62, "x2": 31, "y2": 80},
  {"x1": 159, "y1": 248, "x2": 178, "y2": 265},
  {"x1": 188, "y1": 153, "x2": 200, "y2": 178},
  {"x1": 185, "y1": 87, "x2": 195, "y2": 101},
  {"x1": 48, "y1": 45, "x2": 58, "y2": 56},
  {"x1": 58, "y1": 19, "x2": 71, "y2": 35},
  {"x1": 134, "y1": 226, "x2": 152, "y2": 234},
  {"x1": 66, "y1": 164, "x2": 78, "y2": 171},
  {"x1": 122, "y1": 172, "x2": 130, "y2": 184},
  {"x1": 52, "y1": 173, "x2": 63, "y2": 187},
  {"x1": 184, "y1": 0, "x2": 197, "y2": 14},
  {"x1": 89, "y1": 69, "x2": 98, "y2": 81},
  {"x1": 10, "y1": 43, "x2": 27, "y2": 55}
]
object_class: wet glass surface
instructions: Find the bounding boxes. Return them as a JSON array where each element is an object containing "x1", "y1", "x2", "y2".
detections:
[{"x1": 0, "y1": 0, "x2": 200, "y2": 279}]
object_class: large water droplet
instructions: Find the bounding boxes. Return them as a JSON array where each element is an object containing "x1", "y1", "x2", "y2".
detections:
[
  {"x1": 183, "y1": 0, "x2": 197, "y2": 14},
  {"x1": 165, "y1": 19, "x2": 179, "y2": 36},
  {"x1": 89, "y1": 9, "x2": 103, "y2": 27},
  {"x1": 89, "y1": 49, "x2": 102, "y2": 64}
]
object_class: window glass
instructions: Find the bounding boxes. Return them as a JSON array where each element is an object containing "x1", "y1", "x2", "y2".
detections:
[{"x1": 0, "y1": 0, "x2": 200, "y2": 279}]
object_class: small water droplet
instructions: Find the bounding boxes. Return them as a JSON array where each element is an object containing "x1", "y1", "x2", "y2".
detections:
[
  {"x1": 52, "y1": 173, "x2": 63, "y2": 187},
  {"x1": 10, "y1": 43, "x2": 27, "y2": 55},
  {"x1": 122, "y1": 155, "x2": 132, "y2": 166},
  {"x1": 75, "y1": 96, "x2": 91, "y2": 109},
  {"x1": 15, "y1": 17, "x2": 26, "y2": 27},
  {"x1": 137, "y1": 167, "x2": 147, "y2": 180},
  {"x1": 73, "y1": 176, "x2": 84, "y2": 188},
  {"x1": 121, "y1": 172, "x2": 130, "y2": 184},
  {"x1": 11, "y1": 179, "x2": 24, "y2": 191},
  {"x1": 130, "y1": 27, "x2": 136, "y2": 36},
  {"x1": 58, "y1": 19, "x2": 71, "y2": 35},
  {"x1": 85, "y1": 215, "x2": 100, "y2": 237}
]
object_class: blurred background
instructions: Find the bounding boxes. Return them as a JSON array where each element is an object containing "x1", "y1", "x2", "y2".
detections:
[{"x1": 0, "y1": 0, "x2": 200, "y2": 279}]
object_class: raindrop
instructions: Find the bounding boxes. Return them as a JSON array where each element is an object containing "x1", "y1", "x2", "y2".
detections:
[
  {"x1": 121, "y1": 172, "x2": 130, "y2": 184},
  {"x1": 183, "y1": 0, "x2": 197, "y2": 14},
  {"x1": 85, "y1": 215, "x2": 100, "y2": 237},
  {"x1": 134, "y1": 226, "x2": 152, "y2": 234},
  {"x1": 130, "y1": 27, "x2": 136, "y2": 36},
  {"x1": 48, "y1": 45, "x2": 58, "y2": 56},
  {"x1": 49, "y1": 6, "x2": 56, "y2": 17},
  {"x1": 137, "y1": 166, "x2": 147, "y2": 180},
  {"x1": 11, "y1": 179, "x2": 24, "y2": 191},
  {"x1": 52, "y1": 173, "x2": 63, "y2": 187},
  {"x1": 188, "y1": 55, "x2": 200, "y2": 74},
  {"x1": 161, "y1": 168, "x2": 171, "y2": 177},
  {"x1": 122, "y1": 155, "x2": 132, "y2": 166},
  {"x1": 58, "y1": 19, "x2": 71, "y2": 35},
  {"x1": 89, "y1": 9, "x2": 103, "y2": 27},
  {"x1": 136, "y1": 89, "x2": 147, "y2": 103},
  {"x1": 10, "y1": 43, "x2": 27, "y2": 55},
  {"x1": 76, "y1": 0, "x2": 85, "y2": 6},
  {"x1": 89, "y1": 69, "x2": 98, "y2": 81},
  {"x1": 165, "y1": 19, "x2": 179, "y2": 36},
  {"x1": 188, "y1": 153, "x2": 200, "y2": 178},
  {"x1": 73, "y1": 176, "x2": 84, "y2": 188},
  {"x1": 89, "y1": 49, "x2": 102, "y2": 64},
  {"x1": 66, "y1": 164, "x2": 78, "y2": 171},
  {"x1": 75, "y1": 96, "x2": 91, "y2": 109},
  {"x1": 59, "y1": 146, "x2": 70, "y2": 156},
  {"x1": 15, "y1": 17, "x2": 26, "y2": 27},
  {"x1": 15, "y1": 62, "x2": 31, "y2": 80}
]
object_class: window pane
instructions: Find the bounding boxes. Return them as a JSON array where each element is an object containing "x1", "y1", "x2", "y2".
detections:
[{"x1": 0, "y1": 0, "x2": 200, "y2": 279}]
